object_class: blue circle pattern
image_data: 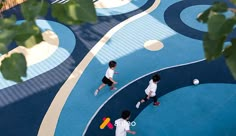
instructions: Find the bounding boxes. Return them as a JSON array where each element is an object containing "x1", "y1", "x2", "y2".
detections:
[
  {"x1": 0, "y1": 20, "x2": 76, "y2": 89},
  {"x1": 164, "y1": 0, "x2": 236, "y2": 40}
]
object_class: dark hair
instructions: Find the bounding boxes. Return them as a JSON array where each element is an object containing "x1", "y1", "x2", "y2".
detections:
[
  {"x1": 121, "y1": 110, "x2": 131, "y2": 119},
  {"x1": 152, "y1": 74, "x2": 160, "y2": 82},
  {"x1": 109, "y1": 60, "x2": 117, "y2": 68}
]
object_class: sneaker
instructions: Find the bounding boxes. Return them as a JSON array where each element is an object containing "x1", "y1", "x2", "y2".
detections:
[
  {"x1": 153, "y1": 101, "x2": 160, "y2": 106},
  {"x1": 110, "y1": 87, "x2": 117, "y2": 91},
  {"x1": 136, "y1": 102, "x2": 141, "y2": 109},
  {"x1": 94, "y1": 89, "x2": 99, "y2": 96}
]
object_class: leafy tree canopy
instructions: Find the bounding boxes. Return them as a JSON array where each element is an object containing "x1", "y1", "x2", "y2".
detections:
[
  {"x1": 0, "y1": 0, "x2": 96, "y2": 82},
  {"x1": 197, "y1": 1, "x2": 236, "y2": 79}
]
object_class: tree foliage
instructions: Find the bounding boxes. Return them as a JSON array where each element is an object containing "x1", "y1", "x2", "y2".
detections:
[
  {"x1": 0, "y1": 0, "x2": 96, "y2": 82},
  {"x1": 197, "y1": 1, "x2": 236, "y2": 79}
]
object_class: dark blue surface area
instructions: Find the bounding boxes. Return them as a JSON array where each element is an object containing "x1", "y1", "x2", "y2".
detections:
[{"x1": 85, "y1": 57, "x2": 236, "y2": 136}]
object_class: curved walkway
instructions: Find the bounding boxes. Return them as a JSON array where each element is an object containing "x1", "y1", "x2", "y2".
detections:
[{"x1": 84, "y1": 58, "x2": 236, "y2": 135}]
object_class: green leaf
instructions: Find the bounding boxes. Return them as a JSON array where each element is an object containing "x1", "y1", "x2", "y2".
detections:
[
  {"x1": 0, "y1": 2, "x2": 3, "y2": 9},
  {"x1": 219, "y1": 16, "x2": 236, "y2": 36},
  {"x1": 0, "y1": 43, "x2": 8, "y2": 54},
  {"x1": 207, "y1": 14, "x2": 226, "y2": 39},
  {"x1": 39, "y1": 1, "x2": 49, "y2": 17},
  {"x1": 0, "y1": 15, "x2": 17, "y2": 54},
  {"x1": 66, "y1": 0, "x2": 96, "y2": 22},
  {"x1": 231, "y1": 0, "x2": 236, "y2": 5},
  {"x1": 0, "y1": 53, "x2": 27, "y2": 82},
  {"x1": 51, "y1": 3, "x2": 83, "y2": 25},
  {"x1": 203, "y1": 33, "x2": 226, "y2": 60},
  {"x1": 212, "y1": 1, "x2": 228, "y2": 13},
  {"x1": 197, "y1": 8, "x2": 211, "y2": 23},
  {"x1": 14, "y1": 21, "x2": 43, "y2": 48},
  {"x1": 223, "y1": 39, "x2": 236, "y2": 79},
  {"x1": 21, "y1": 0, "x2": 48, "y2": 20},
  {"x1": 51, "y1": 3, "x2": 73, "y2": 24},
  {"x1": 0, "y1": 15, "x2": 16, "y2": 29},
  {"x1": 19, "y1": 33, "x2": 43, "y2": 48},
  {"x1": 0, "y1": 29, "x2": 15, "y2": 54},
  {"x1": 51, "y1": 0, "x2": 96, "y2": 25}
]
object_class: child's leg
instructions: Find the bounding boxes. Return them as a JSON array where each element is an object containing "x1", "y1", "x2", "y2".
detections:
[
  {"x1": 136, "y1": 95, "x2": 148, "y2": 109},
  {"x1": 152, "y1": 95, "x2": 158, "y2": 103},
  {"x1": 140, "y1": 95, "x2": 148, "y2": 103},
  {"x1": 110, "y1": 83, "x2": 115, "y2": 89},
  {"x1": 94, "y1": 83, "x2": 106, "y2": 96},
  {"x1": 110, "y1": 82, "x2": 117, "y2": 90},
  {"x1": 98, "y1": 83, "x2": 106, "y2": 90},
  {"x1": 152, "y1": 95, "x2": 160, "y2": 106}
]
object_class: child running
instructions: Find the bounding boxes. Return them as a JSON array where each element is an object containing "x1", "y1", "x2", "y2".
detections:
[
  {"x1": 115, "y1": 110, "x2": 136, "y2": 136},
  {"x1": 136, "y1": 74, "x2": 161, "y2": 109},
  {"x1": 94, "y1": 60, "x2": 118, "y2": 96}
]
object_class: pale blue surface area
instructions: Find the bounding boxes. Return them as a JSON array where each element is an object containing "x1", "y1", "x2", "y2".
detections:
[
  {"x1": 180, "y1": 5, "x2": 209, "y2": 32},
  {"x1": 134, "y1": 83, "x2": 236, "y2": 136},
  {"x1": 180, "y1": 5, "x2": 235, "y2": 32}
]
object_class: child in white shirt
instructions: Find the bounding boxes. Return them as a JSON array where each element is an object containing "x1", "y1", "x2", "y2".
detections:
[
  {"x1": 115, "y1": 110, "x2": 136, "y2": 136},
  {"x1": 136, "y1": 74, "x2": 161, "y2": 108},
  {"x1": 94, "y1": 60, "x2": 118, "y2": 96}
]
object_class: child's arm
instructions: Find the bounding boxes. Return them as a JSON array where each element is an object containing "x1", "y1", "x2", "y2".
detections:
[
  {"x1": 126, "y1": 130, "x2": 136, "y2": 135},
  {"x1": 109, "y1": 77, "x2": 117, "y2": 84},
  {"x1": 147, "y1": 91, "x2": 153, "y2": 99}
]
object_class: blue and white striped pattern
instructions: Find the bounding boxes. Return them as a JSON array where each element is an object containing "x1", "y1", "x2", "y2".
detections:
[{"x1": 51, "y1": 0, "x2": 69, "y2": 4}]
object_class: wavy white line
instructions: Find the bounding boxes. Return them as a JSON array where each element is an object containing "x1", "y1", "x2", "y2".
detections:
[{"x1": 38, "y1": 0, "x2": 161, "y2": 135}]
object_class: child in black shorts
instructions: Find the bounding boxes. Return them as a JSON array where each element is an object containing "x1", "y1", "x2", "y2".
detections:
[
  {"x1": 94, "y1": 61, "x2": 118, "y2": 96},
  {"x1": 136, "y1": 74, "x2": 161, "y2": 108}
]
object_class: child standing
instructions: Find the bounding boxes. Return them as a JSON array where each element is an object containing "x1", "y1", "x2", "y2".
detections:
[
  {"x1": 136, "y1": 74, "x2": 161, "y2": 109},
  {"x1": 115, "y1": 110, "x2": 136, "y2": 136},
  {"x1": 94, "y1": 60, "x2": 118, "y2": 96}
]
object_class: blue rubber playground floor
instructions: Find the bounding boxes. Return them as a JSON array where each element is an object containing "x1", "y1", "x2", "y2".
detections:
[{"x1": 1, "y1": 0, "x2": 236, "y2": 136}]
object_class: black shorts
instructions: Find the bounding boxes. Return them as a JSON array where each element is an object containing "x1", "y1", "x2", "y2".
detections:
[{"x1": 102, "y1": 76, "x2": 113, "y2": 86}]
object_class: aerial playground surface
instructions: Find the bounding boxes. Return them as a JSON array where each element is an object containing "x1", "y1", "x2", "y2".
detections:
[{"x1": 1, "y1": 0, "x2": 236, "y2": 136}]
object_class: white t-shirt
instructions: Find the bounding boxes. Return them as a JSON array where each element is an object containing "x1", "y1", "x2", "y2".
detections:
[
  {"x1": 145, "y1": 79, "x2": 157, "y2": 97},
  {"x1": 115, "y1": 118, "x2": 130, "y2": 136},
  {"x1": 105, "y1": 68, "x2": 114, "y2": 79}
]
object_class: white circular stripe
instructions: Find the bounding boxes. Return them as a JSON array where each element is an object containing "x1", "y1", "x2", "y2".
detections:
[
  {"x1": 95, "y1": 0, "x2": 148, "y2": 16},
  {"x1": 38, "y1": 0, "x2": 161, "y2": 135},
  {"x1": 95, "y1": 0, "x2": 131, "y2": 8},
  {"x1": 144, "y1": 40, "x2": 164, "y2": 51},
  {"x1": 82, "y1": 59, "x2": 205, "y2": 135}
]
